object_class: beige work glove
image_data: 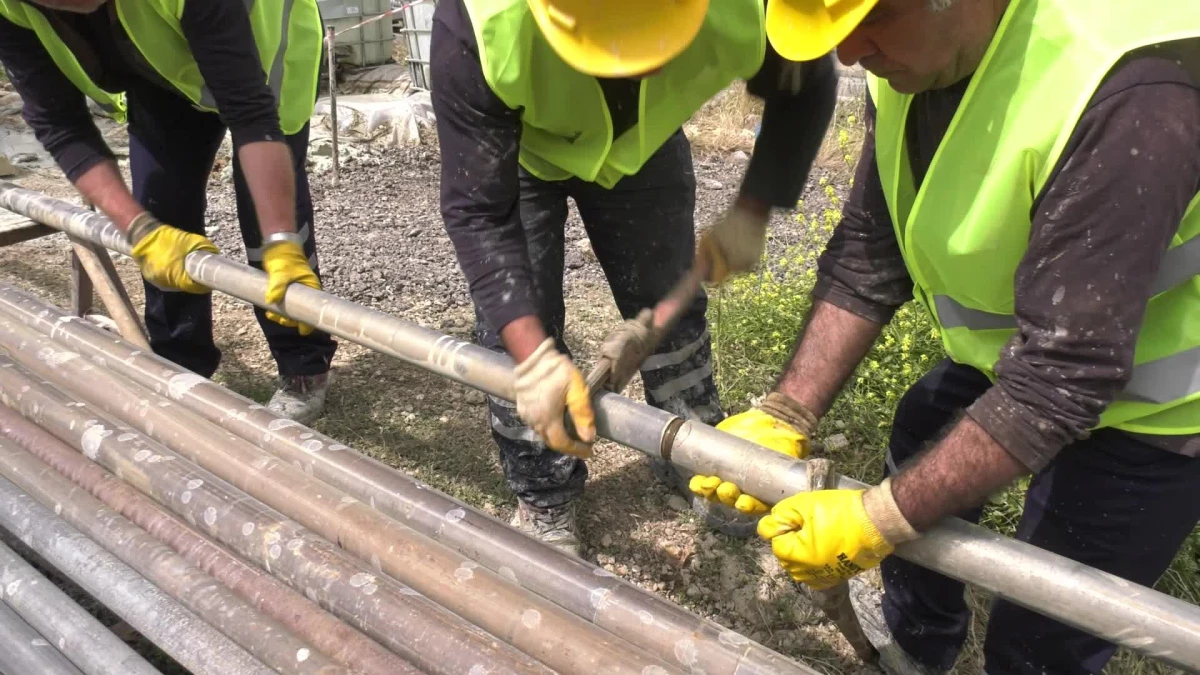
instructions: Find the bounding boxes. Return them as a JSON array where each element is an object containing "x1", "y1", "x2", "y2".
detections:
[
  {"x1": 696, "y1": 203, "x2": 769, "y2": 286},
  {"x1": 598, "y1": 308, "x2": 659, "y2": 392},
  {"x1": 513, "y1": 338, "x2": 596, "y2": 459}
]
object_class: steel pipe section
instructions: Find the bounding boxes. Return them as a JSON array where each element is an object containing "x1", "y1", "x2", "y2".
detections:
[
  {"x1": 0, "y1": 412, "x2": 351, "y2": 675},
  {"x1": 0, "y1": 283, "x2": 815, "y2": 675},
  {"x1": 0, "y1": 359, "x2": 549, "y2": 675},
  {"x1": 0, "y1": 601, "x2": 87, "y2": 675},
  {"x1": 0, "y1": 398, "x2": 415, "y2": 675},
  {"x1": 4, "y1": 183, "x2": 1200, "y2": 669},
  {"x1": 0, "y1": 536, "x2": 156, "y2": 675},
  {"x1": 0, "y1": 471, "x2": 272, "y2": 675},
  {"x1": 0, "y1": 316, "x2": 679, "y2": 675}
]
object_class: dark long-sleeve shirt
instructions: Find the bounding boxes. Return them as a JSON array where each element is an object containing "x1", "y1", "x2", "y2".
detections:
[
  {"x1": 431, "y1": 0, "x2": 838, "y2": 332},
  {"x1": 816, "y1": 46, "x2": 1200, "y2": 469},
  {"x1": 0, "y1": 0, "x2": 283, "y2": 182}
]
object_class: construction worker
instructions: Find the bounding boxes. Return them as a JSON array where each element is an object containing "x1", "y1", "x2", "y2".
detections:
[
  {"x1": 692, "y1": 0, "x2": 1200, "y2": 672},
  {"x1": 0, "y1": 0, "x2": 337, "y2": 424},
  {"x1": 431, "y1": 0, "x2": 846, "y2": 555}
]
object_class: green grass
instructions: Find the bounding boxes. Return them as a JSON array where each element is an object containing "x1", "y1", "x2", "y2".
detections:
[{"x1": 706, "y1": 140, "x2": 1199, "y2": 672}]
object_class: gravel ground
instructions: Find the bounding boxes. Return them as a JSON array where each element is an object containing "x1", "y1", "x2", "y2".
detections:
[{"x1": 0, "y1": 116, "x2": 871, "y2": 673}]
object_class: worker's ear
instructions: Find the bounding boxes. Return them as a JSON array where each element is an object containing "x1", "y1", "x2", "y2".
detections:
[{"x1": 26, "y1": 0, "x2": 108, "y2": 13}]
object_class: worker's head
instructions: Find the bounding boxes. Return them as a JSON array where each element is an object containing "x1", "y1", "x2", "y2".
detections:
[
  {"x1": 26, "y1": 0, "x2": 107, "y2": 12},
  {"x1": 832, "y1": 0, "x2": 1009, "y2": 93},
  {"x1": 525, "y1": 0, "x2": 709, "y2": 78}
]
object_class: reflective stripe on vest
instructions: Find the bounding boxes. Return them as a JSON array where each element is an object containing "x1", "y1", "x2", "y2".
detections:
[{"x1": 870, "y1": 0, "x2": 1200, "y2": 435}]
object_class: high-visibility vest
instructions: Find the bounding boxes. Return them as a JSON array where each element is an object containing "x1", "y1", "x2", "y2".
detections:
[
  {"x1": 463, "y1": 0, "x2": 765, "y2": 188},
  {"x1": 868, "y1": 0, "x2": 1200, "y2": 434},
  {"x1": 0, "y1": 0, "x2": 322, "y2": 134}
]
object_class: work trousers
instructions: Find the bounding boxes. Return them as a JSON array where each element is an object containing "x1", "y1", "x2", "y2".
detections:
[
  {"x1": 126, "y1": 81, "x2": 337, "y2": 379},
  {"x1": 475, "y1": 131, "x2": 724, "y2": 508},
  {"x1": 881, "y1": 359, "x2": 1200, "y2": 674}
]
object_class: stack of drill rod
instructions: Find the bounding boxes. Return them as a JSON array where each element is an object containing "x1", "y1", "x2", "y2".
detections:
[{"x1": 0, "y1": 279, "x2": 820, "y2": 675}]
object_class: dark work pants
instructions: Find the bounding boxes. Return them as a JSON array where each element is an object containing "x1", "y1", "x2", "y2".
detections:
[
  {"x1": 126, "y1": 81, "x2": 337, "y2": 379},
  {"x1": 475, "y1": 131, "x2": 724, "y2": 508},
  {"x1": 881, "y1": 359, "x2": 1200, "y2": 674}
]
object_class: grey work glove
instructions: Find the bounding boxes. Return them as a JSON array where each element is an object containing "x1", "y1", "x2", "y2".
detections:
[{"x1": 598, "y1": 308, "x2": 659, "y2": 392}]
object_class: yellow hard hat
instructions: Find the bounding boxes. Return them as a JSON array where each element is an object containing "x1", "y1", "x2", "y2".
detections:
[
  {"x1": 766, "y1": 0, "x2": 879, "y2": 62},
  {"x1": 526, "y1": 0, "x2": 710, "y2": 78}
]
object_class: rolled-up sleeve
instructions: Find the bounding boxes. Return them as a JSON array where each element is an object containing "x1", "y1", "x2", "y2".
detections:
[
  {"x1": 430, "y1": 0, "x2": 537, "y2": 332},
  {"x1": 813, "y1": 98, "x2": 914, "y2": 324},
  {"x1": 181, "y1": 0, "x2": 284, "y2": 148}
]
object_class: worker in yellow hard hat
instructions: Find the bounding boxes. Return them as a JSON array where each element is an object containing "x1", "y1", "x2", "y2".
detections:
[
  {"x1": 430, "y1": 0, "x2": 855, "y2": 556},
  {"x1": 692, "y1": 0, "x2": 1200, "y2": 673}
]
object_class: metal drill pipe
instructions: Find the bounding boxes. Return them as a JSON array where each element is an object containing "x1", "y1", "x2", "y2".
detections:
[
  {"x1": 0, "y1": 399, "x2": 416, "y2": 675},
  {"x1": 3, "y1": 184, "x2": 1200, "y2": 669},
  {"x1": 0, "y1": 471, "x2": 273, "y2": 675},
  {"x1": 0, "y1": 284, "x2": 816, "y2": 675},
  {"x1": 0, "y1": 318, "x2": 679, "y2": 675},
  {"x1": 0, "y1": 416, "x2": 353, "y2": 675},
  {"x1": 0, "y1": 359, "x2": 550, "y2": 675},
  {"x1": 0, "y1": 538, "x2": 157, "y2": 675},
  {"x1": 0, "y1": 600, "x2": 86, "y2": 675}
]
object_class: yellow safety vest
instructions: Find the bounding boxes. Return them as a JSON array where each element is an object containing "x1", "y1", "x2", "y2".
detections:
[
  {"x1": 869, "y1": 0, "x2": 1200, "y2": 434},
  {"x1": 462, "y1": 0, "x2": 766, "y2": 188}
]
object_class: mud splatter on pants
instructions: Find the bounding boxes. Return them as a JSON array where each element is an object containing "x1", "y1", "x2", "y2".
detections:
[
  {"x1": 474, "y1": 131, "x2": 724, "y2": 509},
  {"x1": 882, "y1": 359, "x2": 1200, "y2": 674},
  {"x1": 126, "y1": 80, "x2": 337, "y2": 379}
]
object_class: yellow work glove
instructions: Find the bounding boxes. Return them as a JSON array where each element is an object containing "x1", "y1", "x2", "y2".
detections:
[
  {"x1": 757, "y1": 478, "x2": 919, "y2": 590},
  {"x1": 696, "y1": 202, "x2": 768, "y2": 286},
  {"x1": 261, "y1": 237, "x2": 320, "y2": 336},
  {"x1": 689, "y1": 392, "x2": 817, "y2": 515},
  {"x1": 598, "y1": 308, "x2": 658, "y2": 393},
  {"x1": 513, "y1": 338, "x2": 596, "y2": 459},
  {"x1": 128, "y1": 214, "x2": 218, "y2": 294}
]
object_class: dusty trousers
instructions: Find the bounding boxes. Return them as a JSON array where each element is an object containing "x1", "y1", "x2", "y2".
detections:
[
  {"x1": 474, "y1": 131, "x2": 724, "y2": 509},
  {"x1": 880, "y1": 359, "x2": 1200, "y2": 674},
  {"x1": 126, "y1": 80, "x2": 337, "y2": 379}
]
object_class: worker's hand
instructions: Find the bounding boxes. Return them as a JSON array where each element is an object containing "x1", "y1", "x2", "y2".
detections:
[
  {"x1": 514, "y1": 338, "x2": 596, "y2": 459},
  {"x1": 598, "y1": 308, "x2": 658, "y2": 392},
  {"x1": 128, "y1": 216, "x2": 219, "y2": 294},
  {"x1": 696, "y1": 200, "x2": 769, "y2": 286},
  {"x1": 690, "y1": 392, "x2": 817, "y2": 515},
  {"x1": 757, "y1": 479, "x2": 919, "y2": 589},
  {"x1": 262, "y1": 239, "x2": 320, "y2": 336}
]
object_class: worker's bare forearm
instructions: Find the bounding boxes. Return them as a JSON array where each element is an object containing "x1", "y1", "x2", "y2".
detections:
[
  {"x1": 72, "y1": 160, "x2": 143, "y2": 233},
  {"x1": 891, "y1": 415, "x2": 1028, "y2": 532},
  {"x1": 773, "y1": 299, "x2": 883, "y2": 417},
  {"x1": 236, "y1": 140, "x2": 297, "y2": 237},
  {"x1": 500, "y1": 315, "x2": 550, "y2": 363}
]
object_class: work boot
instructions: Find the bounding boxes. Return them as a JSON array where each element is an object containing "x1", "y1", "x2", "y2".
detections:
[
  {"x1": 510, "y1": 501, "x2": 581, "y2": 557},
  {"x1": 267, "y1": 372, "x2": 330, "y2": 426},
  {"x1": 848, "y1": 577, "x2": 948, "y2": 675}
]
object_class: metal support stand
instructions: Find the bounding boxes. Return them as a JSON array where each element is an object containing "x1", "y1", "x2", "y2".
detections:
[{"x1": 326, "y1": 25, "x2": 340, "y2": 187}]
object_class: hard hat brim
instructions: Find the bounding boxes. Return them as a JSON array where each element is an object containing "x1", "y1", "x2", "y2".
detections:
[
  {"x1": 766, "y1": 0, "x2": 879, "y2": 62},
  {"x1": 528, "y1": 0, "x2": 711, "y2": 78}
]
